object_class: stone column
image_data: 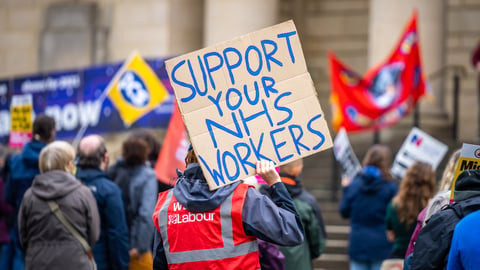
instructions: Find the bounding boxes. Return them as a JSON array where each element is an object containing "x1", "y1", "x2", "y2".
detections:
[
  {"x1": 203, "y1": 0, "x2": 279, "y2": 46},
  {"x1": 109, "y1": 0, "x2": 204, "y2": 61},
  {"x1": 368, "y1": 0, "x2": 446, "y2": 111},
  {"x1": 167, "y1": 0, "x2": 204, "y2": 55}
]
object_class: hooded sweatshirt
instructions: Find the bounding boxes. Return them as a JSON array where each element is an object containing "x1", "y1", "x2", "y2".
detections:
[
  {"x1": 339, "y1": 166, "x2": 398, "y2": 262},
  {"x1": 5, "y1": 140, "x2": 47, "y2": 210},
  {"x1": 18, "y1": 170, "x2": 100, "y2": 270},
  {"x1": 152, "y1": 163, "x2": 304, "y2": 270},
  {"x1": 276, "y1": 173, "x2": 327, "y2": 270},
  {"x1": 411, "y1": 170, "x2": 480, "y2": 270}
]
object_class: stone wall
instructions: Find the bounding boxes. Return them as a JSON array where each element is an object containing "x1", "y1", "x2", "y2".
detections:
[
  {"x1": 445, "y1": 0, "x2": 480, "y2": 141},
  {"x1": 0, "y1": 0, "x2": 479, "y2": 143}
]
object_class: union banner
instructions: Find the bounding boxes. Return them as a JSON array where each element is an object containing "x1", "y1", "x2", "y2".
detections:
[{"x1": 329, "y1": 12, "x2": 426, "y2": 132}]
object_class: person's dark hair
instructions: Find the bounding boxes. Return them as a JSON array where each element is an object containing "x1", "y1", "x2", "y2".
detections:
[
  {"x1": 122, "y1": 137, "x2": 148, "y2": 166},
  {"x1": 185, "y1": 148, "x2": 198, "y2": 165},
  {"x1": 362, "y1": 144, "x2": 392, "y2": 180},
  {"x1": 129, "y1": 129, "x2": 161, "y2": 163},
  {"x1": 33, "y1": 114, "x2": 55, "y2": 142},
  {"x1": 76, "y1": 140, "x2": 107, "y2": 168}
]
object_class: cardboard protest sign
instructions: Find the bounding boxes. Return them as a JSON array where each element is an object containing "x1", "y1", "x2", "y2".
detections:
[
  {"x1": 333, "y1": 128, "x2": 361, "y2": 179},
  {"x1": 450, "y1": 143, "x2": 480, "y2": 200},
  {"x1": 391, "y1": 127, "x2": 448, "y2": 179},
  {"x1": 9, "y1": 94, "x2": 33, "y2": 148},
  {"x1": 165, "y1": 20, "x2": 333, "y2": 190}
]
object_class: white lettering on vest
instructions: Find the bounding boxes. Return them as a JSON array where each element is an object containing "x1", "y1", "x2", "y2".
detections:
[
  {"x1": 168, "y1": 212, "x2": 215, "y2": 225},
  {"x1": 173, "y1": 202, "x2": 186, "y2": 211}
]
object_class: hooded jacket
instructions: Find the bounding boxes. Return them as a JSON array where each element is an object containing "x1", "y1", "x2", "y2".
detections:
[
  {"x1": 273, "y1": 173, "x2": 327, "y2": 270},
  {"x1": 18, "y1": 170, "x2": 100, "y2": 270},
  {"x1": 411, "y1": 170, "x2": 480, "y2": 270},
  {"x1": 76, "y1": 167, "x2": 130, "y2": 270},
  {"x1": 339, "y1": 166, "x2": 398, "y2": 262},
  {"x1": 5, "y1": 140, "x2": 47, "y2": 210},
  {"x1": 152, "y1": 163, "x2": 305, "y2": 270},
  {"x1": 108, "y1": 159, "x2": 158, "y2": 253}
]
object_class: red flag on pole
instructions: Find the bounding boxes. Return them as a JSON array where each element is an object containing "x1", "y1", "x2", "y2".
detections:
[
  {"x1": 329, "y1": 12, "x2": 427, "y2": 132},
  {"x1": 155, "y1": 101, "x2": 189, "y2": 185}
]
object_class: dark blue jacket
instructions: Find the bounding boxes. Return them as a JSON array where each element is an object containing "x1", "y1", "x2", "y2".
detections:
[
  {"x1": 76, "y1": 167, "x2": 129, "y2": 270},
  {"x1": 4, "y1": 140, "x2": 47, "y2": 211},
  {"x1": 339, "y1": 166, "x2": 398, "y2": 262}
]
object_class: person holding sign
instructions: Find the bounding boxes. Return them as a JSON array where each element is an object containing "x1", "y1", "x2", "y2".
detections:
[
  {"x1": 339, "y1": 144, "x2": 398, "y2": 270},
  {"x1": 151, "y1": 147, "x2": 304, "y2": 270}
]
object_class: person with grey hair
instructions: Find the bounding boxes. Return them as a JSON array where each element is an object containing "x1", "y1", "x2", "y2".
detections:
[
  {"x1": 18, "y1": 141, "x2": 100, "y2": 270},
  {"x1": 75, "y1": 135, "x2": 129, "y2": 270}
]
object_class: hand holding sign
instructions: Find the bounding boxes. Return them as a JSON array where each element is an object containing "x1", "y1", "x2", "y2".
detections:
[
  {"x1": 166, "y1": 20, "x2": 333, "y2": 190},
  {"x1": 256, "y1": 160, "x2": 281, "y2": 187}
]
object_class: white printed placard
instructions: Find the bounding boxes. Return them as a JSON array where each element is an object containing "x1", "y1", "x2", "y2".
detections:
[
  {"x1": 333, "y1": 128, "x2": 361, "y2": 179},
  {"x1": 391, "y1": 127, "x2": 448, "y2": 179}
]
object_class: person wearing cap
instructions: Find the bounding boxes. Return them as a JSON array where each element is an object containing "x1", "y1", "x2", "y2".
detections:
[
  {"x1": 2, "y1": 114, "x2": 55, "y2": 270},
  {"x1": 151, "y1": 147, "x2": 304, "y2": 270},
  {"x1": 411, "y1": 170, "x2": 480, "y2": 270}
]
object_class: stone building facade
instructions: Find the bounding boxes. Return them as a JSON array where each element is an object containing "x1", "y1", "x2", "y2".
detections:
[{"x1": 1, "y1": 0, "x2": 479, "y2": 143}]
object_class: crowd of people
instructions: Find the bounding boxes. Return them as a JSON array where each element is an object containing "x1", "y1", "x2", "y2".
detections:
[
  {"x1": 0, "y1": 114, "x2": 327, "y2": 270},
  {"x1": 338, "y1": 142, "x2": 480, "y2": 270}
]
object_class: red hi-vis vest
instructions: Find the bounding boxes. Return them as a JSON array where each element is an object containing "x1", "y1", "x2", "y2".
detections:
[{"x1": 155, "y1": 183, "x2": 259, "y2": 270}]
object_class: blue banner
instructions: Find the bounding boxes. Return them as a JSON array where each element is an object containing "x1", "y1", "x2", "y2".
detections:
[{"x1": 0, "y1": 58, "x2": 174, "y2": 145}]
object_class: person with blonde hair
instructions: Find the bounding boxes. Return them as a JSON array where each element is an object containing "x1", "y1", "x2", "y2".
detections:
[
  {"x1": 340, "y1": 144, "x2": 398, "y2": 270},
  {"x1": 18, "y1": 141, "x2": 100, "y2": 270}
]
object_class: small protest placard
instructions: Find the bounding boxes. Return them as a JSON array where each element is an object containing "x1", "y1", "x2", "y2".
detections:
[
  {"x1": 9, "y1": 94, "x2": 33, "y2": 148},
  {"x1": 450, "y1": 143, "x2": 480, "y2": 200},
  {"x1": 391, "y1": 127, "x2": 448, "y2": 179},
  {"x1": 165, "y1": 20, "x2": 333, "y2": 190},
  {"x1": 333, "y1": 128, "x2": 361, "y2": 179}
]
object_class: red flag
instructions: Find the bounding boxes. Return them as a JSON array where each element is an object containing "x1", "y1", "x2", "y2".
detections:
[
  {"x1": 329, "y1": 12, "x2": 426, "y2": 132},
  {"x1": 155, "y1": 101, "x2": 189, "y2": 185}
]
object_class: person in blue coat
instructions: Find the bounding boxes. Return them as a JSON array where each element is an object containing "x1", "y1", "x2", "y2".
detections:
[
  {"x1": 339, "y1": 144, "x2": 398, "y2": 270},
  {"x1": 76, "y1": 134, "x2": 129, "y2": 270},
  {"x1": 2, "y1": 114, "x2": 55, "y2": 270},
  {"x1": 447, "y1": 209, "x2": 480, "y2": 270}
]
